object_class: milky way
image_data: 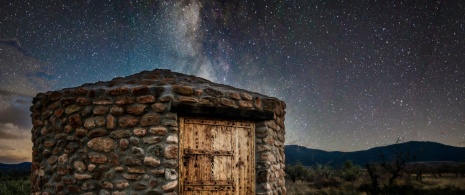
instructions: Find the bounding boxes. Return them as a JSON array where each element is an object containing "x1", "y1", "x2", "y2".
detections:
[{"x1": 0, "y1": 0, "x2": 464, "y2": 163}]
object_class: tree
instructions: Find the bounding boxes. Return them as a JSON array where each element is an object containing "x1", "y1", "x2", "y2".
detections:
[
  {"x1": 341, "y1": 160, "x2": 360, "y2": 182},
  {"x1": 379, "y1": 137, "x2": 416, "y2": 185},
  {"x1": 285, "y1": 164, "x2": 309, "y2": 183}
]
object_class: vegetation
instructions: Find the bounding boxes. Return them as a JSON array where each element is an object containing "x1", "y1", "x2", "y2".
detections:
[{"x1": 0, "y1": 170, "x2": 30, "y2": 195}]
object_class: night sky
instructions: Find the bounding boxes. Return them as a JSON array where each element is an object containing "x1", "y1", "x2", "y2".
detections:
[{"x1": 1, "y1": 0, "x2": 464, "y2": 164}]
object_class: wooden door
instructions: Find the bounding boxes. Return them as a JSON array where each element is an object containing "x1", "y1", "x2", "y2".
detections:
[{"x1": 179, "y1": 118, "x2": 255, "y2": 194}]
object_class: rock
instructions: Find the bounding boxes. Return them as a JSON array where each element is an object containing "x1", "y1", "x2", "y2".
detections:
[
  {"x1": 58, "y1": 154, "x2": 68, "y2": 164},
  {"x1": 133, "y1": 182, "x2": 147, "y2": 190},
  {"x1": 107, "y1": 115, "x2": 116, "y2": 129},
  {"x1": 172, "y1": 85, "x2": 193, "y2": 95},
  {"x1": 110, "y1": 130, "x2": 131, "y2": 139},
  {"x1": 143, "y1": 136, "x2": 162, "y2": 144},
  {"x1": 151, "y1": 103, "x2": 167, "y2": 112},
  {"x1": 133, "y1": 128, "x2": 146, "y2": 137},
  {"x1": 144, "y1": 156, "x2": 161, "y2": 167},
  {"x1": 140, "y1": 113, "x2": 161, "y2": 126},
  {"x1": 110, "y1": 106, "x2": 124, "y2": 115},
  {"x1": 88, "y1": 128, "x2": 109, "y2": 138},
  {"x1": 93, "y1": 106, "x2": 109, "y2": 115},
  {"x1": 241, "y1": 92, "x2": 253, "y2": 100},
  {"x1": 74, "y1": 173, "x2": 92, "y2": 180},
  {"x1": 149, "y1": 126, "x2": 167, "y2": 135},
  {"x1": 238, "y1": 100, "x2": 253, "y2": 108},
  {"x1": 163, "y1": 145, "x2": 178, "y2": 159},
  {"x1": 228, "y1": 92, "x2": 241, "y2": 100},
  {"x1": 118, "y1": 115, "x2": 138, "y2": 128},
  {"x1": 220, "y1": 98, "x2": 236, "y2": 107},
  {"x1": 88, "y1": 152, "x2": 108, "y2": 164},
  {"x1": 69, "y1": 114, "x2": 82, "y2": 127},
  {"x1": 87, "y1": 137, "x2": 116, "y2": 152},
  {"x1": 115, "y1": 96, "x2": 134, "y2": 105},
  {"x1": 93, "y1": 97, "x2": 113, "y2": 105},
  {"x1": 162, "y1": 180, "x2": 178, "y2": 192},
  {"x1": 132, "y1": 147, "x2": 145, "y2": 156},
  {"x1": 178, "y1": 96, "x2": 198, "y2": 103},
  {"x1": 136, "y1": 95, "x2": 156, "y2": 104},
  {"x1": 114, "y1": 181, "x2": 129, "y2": 190},
  {"x1": 84, "y1": 116, "x2": 106, "y2": 129},
  {"x1": 47, "y1": 155, "x2": 58, "y2": 164},
  {"x1": 126, "y1": 104, "x2": 147, "y2": 115},
  {"x1": 166, "y1": 135, "x2": 178, "y2": 144},
  {"x1": 122, "y1": 173, "x2": 142, "y2": 181},
  {"x1": 74, "y1": 161, "x2": 86, "y2": 172},
  {"x1": 165, "y1": 169, "x2": 177, "y2": 180},
  {"x1": 123, "y1": 157, "x2": 142, "y2": 166},
  {"x1": 65, "y1": 104, "x2": 81, "y2": 115},
  {"x1": 127, "y1": 166, "x2": 145, "y2": 174},
  {"x1": 102, "y1": 181, "x2": 114, "y2": 189},
  {"x1": 119, "y1": 139, "x2": 129, "y2": 150}
]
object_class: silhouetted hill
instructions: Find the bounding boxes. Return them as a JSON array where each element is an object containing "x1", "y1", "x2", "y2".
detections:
[
  {"x1": 285, "y1": 141, "x2": 465, "y2": 167},
  {"x1": 0, "y1": 162, "x2": 31, "y2": 175}
]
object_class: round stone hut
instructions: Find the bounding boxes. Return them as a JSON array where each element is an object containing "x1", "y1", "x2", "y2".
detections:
[{"x1": 30, "y1": 69, "x2": 286, "y2": 194}]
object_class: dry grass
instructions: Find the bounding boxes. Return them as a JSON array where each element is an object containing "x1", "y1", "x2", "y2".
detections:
[{"x1": 286, "y1": 174, "x2": 465, "y2": 195}]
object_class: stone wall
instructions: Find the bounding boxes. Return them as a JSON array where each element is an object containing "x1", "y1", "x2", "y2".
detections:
[{"x1": 30, "y1": 69, "x2": 286, "y2": 194}]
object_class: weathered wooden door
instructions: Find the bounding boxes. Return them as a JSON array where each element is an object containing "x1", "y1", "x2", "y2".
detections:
[{"x1": 179, "y1": 118, "x2": 255, "y2": 194}]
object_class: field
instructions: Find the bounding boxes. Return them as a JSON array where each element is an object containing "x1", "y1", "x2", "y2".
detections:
[{"x1": 286, "y1": 173, "x2": 465, "y2": 195}]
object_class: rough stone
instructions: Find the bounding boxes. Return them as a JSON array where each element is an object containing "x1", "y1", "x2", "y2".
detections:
[
  {"x1": 74, "y1": 173, "x2": 92, "y2": 180},
  {"x1": 93, "y1": 97, "x2": 113, "y2": 105},
  {"x1": 88, "y1": 152, "x2": 108, "y2": 164},
  {"x1": 149, "y1": 126, "x2": 167, "y2": 135},
  {"x1": 166, "y1": 135, "x2": 178, "y2": 144},
  {"x1": 133, "y1": 182, "x2": 147, "y2": 190},
  {"x1": 123, "y1": 157, "x2": 142, "y2": 166},
  {"x1": 109, "y1": 106, "x2": 124, "y2": 115},
  {"x1": 132, "y1": 147, "x2": 145, "y2": 156},
  {"x1": 106, "y1": 115, "x2": 116, "y2": 129},
  {"x1": 151, "y1": 103, "x2": 167, "y2": 112},
  {"x1": 47, "y1": 155, "x2": 58, "y2": 164},
  {"x1": 88, "y1": 128, "x2": 109, "y2": 138},
  {"x1": 178, "y1": 96, "x2": 198, "y2": 103},
  {"x1": 133, "y1": 128, "x2": 146, "y2": 137},
  {"x1": 220, "y1": 98, "x2": 236, "y2": 107},
  {"x1": 163, "y1": 145, "x2": 178, "y2": 159},
  {"x1": 118, "y1": 115, "x2": 138, "y2": 128},
  {"x1": 115, "y1": 95, "x2": 134, "y2": 105},
  {"x1": 136, "y1": 95, "x2": 156, "y2": 104},
  {"x1": 102, "y1": 181, "x2": 114, "y2": 189},
  {"x1": 122, "y1": 173, "x2": 142, "y2": 181},
  {"x1": 172, "y1": 85, "x2": 193, "y2": 95},
  {"x1": 58, "y1": 154, "x2": 68, "y2": 164},
  {"x1": 68, "y1": 114, "x2": 82, "y2": 127},
  {"x1": 238, "y1": 100, "x2": 253, "y2": 108},
  {"x1": 162, "y1": 180, "x2": 178, "y2": 192},
  {"x1": 165, "y1": 169, "x2": 177, "y2": 180},
  {"x1": 241, "y1": 92, "x2": 253, "y2": 100},
  {"x1": 65, "y1": 104, "x2": 81, "y2": 115},
  {"x1": 74, "y1": 161, "x2": 86, "y2": 172},
  {"x1": 144, "y1": 156, "x2": 161, "y2": 167},
  {"x1": 110, "y1": 130, "x2": 131, "y2": 139},
  {"x1": 93, "y1": 106, "x2": 109, "y2": 115},
  {"x1": 127, "y1": 166, "x2": 145, "y2": 174},
  {"x1": 119, "y1": 139, "x2": 129, "y2": 150},
  {"x1": 143, "y1": 136, "x2": 162, "y2": 144},
  {"x1": 140, "y1": 113, "x2": 161, "y2": 126},
  {"x1": 129, "y1": 136, "x2": 140, "y2": 145},
  {"x1": 84, "y1": 116, "x2": 106, "y2": 129},
  {"x1": 114, "y1": 181, "x2": 129, "y2": 190},
  {"x1": 87, "y1": 137, "x2": 116, "y2": 152},
  {"x1": 149, "y1": 169, "x2": 165, "y2": 177},
  {"x1": 126, "y1": 104, "x2": 147, "y2": 115}
]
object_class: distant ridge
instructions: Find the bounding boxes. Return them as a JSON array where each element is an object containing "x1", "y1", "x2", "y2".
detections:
[
  {"x1": 285, "y1": 141, "x2": 465, "y2": 167},
  {"x1": 0, "y1": 162, "x2": 32, "y2": 174}
]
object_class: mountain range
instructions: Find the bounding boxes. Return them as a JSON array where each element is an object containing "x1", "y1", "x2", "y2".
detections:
[{"x1": 285, "y1": 141, "x2": 465, "y2": 167}]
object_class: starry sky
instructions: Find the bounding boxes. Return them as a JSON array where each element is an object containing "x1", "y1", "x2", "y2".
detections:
[{"x1": 1, "y1": 0, "x2": 464, "y2": 164}]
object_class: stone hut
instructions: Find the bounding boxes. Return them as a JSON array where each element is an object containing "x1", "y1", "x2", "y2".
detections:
[{"x1": 30, "y1": 69, "x2": 286, "y2": 194}]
